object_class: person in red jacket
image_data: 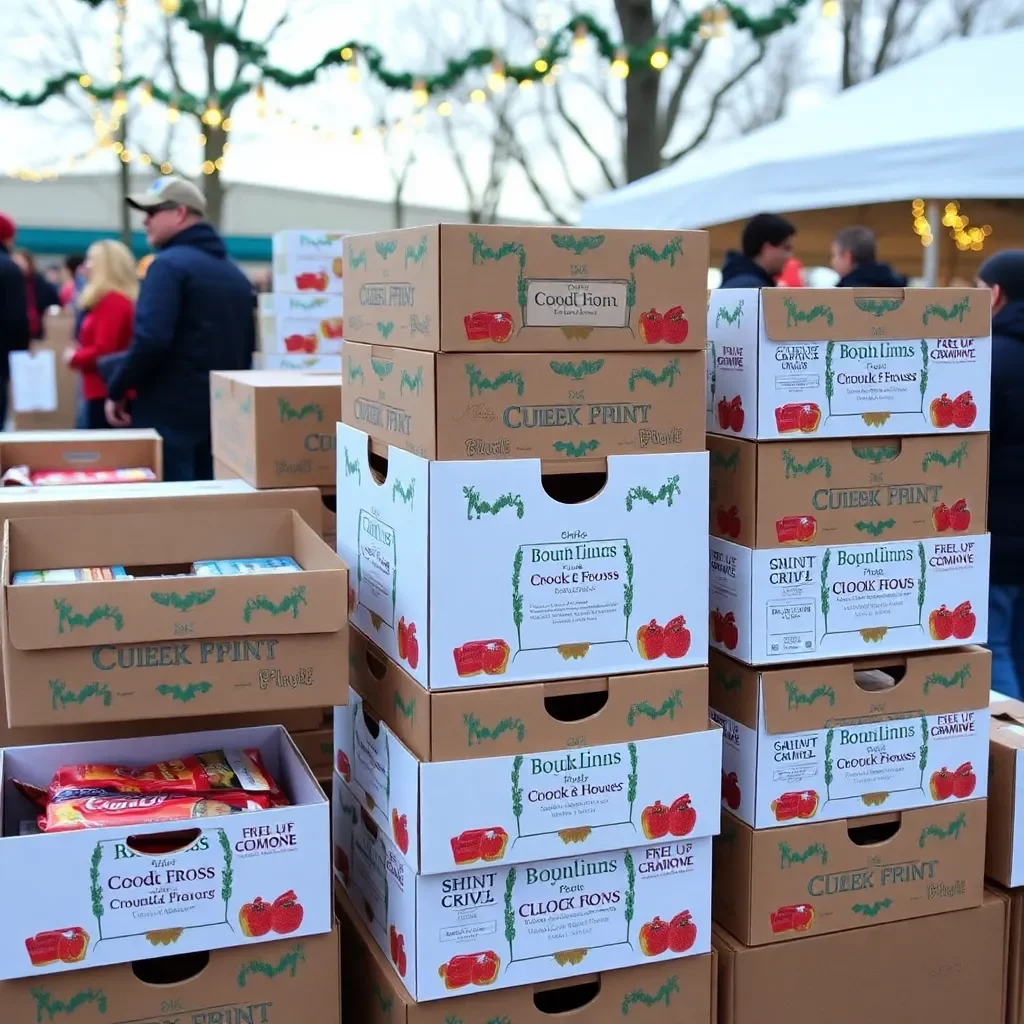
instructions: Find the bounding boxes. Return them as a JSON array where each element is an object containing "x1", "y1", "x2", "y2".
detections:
[{"x1": 65, "y1": 240, "x2": 138, "y2": 429}]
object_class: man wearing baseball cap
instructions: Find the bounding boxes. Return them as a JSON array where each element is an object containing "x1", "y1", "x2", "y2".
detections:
[
  {"x1": 978, "y1": 250, "x2": 1024, "y2": 697},
  {"x1": 0, "y1": 213, "x2": 31, "y2": 427},
  {"x1": 100, "y1": 176, "x2": 255, "y2": 479}
]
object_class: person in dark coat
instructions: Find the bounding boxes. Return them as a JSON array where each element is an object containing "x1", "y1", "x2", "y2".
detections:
[
  {"x1": 0, "y1": 215, "x2": 31, "y2": 427},
  {"x1": 977, "y1": 250, "x2": 1024, "y2": 698},
  {"x1": 719, "y1": 213, "x2": 797, "y2": 289},
  {"x1": 831, "y1": 226, "x2": 908, "y2": 288},
  {"x1": 12, "y1": 248, "x2": 61, "y2": 340},
  {"x1": 100, "y1": 177, "x2": 255, "y2": 481}
]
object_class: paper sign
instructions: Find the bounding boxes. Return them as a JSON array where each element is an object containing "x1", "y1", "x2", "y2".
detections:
[{"x1": 9, "y1": 350, "x2": 58, "y2": 413}]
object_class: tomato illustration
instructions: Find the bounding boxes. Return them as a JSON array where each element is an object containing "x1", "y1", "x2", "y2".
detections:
[
  {"x1": 928, "y1": 605, "x2": 955, "y2": 641},
  {"x1": 641, "y1": 801, "x2": 671, "y2": 840},
  {"x1": 639, "y1": 309, "x2": 665, "y2": 344},
  {"x1": 668, "y1": 794, "x2": 697, "y2": 836},
  {"x1": 639, "y1": 917, "x2": 670, "y2": 957},
  {"x1": 929, "y1": 393, "x2": 954, "y2": 428},
  {"x1": 951, "y1": 600, "x2": 976, "y2": 640},
  {"x1": 722, "y1": 771, "x2": 741, "y2": 811},
  {"x1": 952, "y1": 761, "x2": 977, "y2": 798},
  {"x1": 930, "y1": 768, "x2": 954, "y2": 800},
  {"x1": 239, "y1": 898, "x2": 274, "y2": 938},
  {"x1": 663, "y1": 306, "x2": 689, "y2": 344},
  {"x1": 952, "y1": 391, "x2": 977, "y2": 428},
  {"x1": 637, "y1": 619, "x2": 665, "y2": 660},
  {"x1": 667, "y1": 910, "x2": 697, "y2": 952},
  {"x1": 663, "y1": 615, "x2": 691, "y2": 659}
]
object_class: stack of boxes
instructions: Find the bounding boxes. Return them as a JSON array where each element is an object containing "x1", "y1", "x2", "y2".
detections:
[
  {"x1": 332, "y1": 224, "x2": 720, "y2": 1016},
  {"x1": 705, "y1": 286, "x2": 998, "y2": 1022},
  {"x1": 0, "y1": 485, "x2": 349, "y2": 1017},
  {"x1": 257, "y1": 230, "x2": 346, "y2": 372}
]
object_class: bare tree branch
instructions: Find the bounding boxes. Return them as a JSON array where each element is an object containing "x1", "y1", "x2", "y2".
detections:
[
  {"x1": 657, "y1": 40, "x2": 709, "y2": 153},
  {"x1": 872, "y1": 0, "x2": 907, "y2": 75},
  {"x1": 553, "y1": 81, "x2": 620, "y2": 190},
  {"x1": 538, "y1": 91, "x2": 589, "y2": 204},
  {"x1": 663, "y1": 44, "x2": 767, "y2": 165}
]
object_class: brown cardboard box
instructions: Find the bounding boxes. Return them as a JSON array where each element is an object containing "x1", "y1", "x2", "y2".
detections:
[
  {"x1": 211, "y1": 370, "x2": 340, "y2": 488},
  {"x1": 344, "y1": 224, "x2": 709, "y2": 352},
  {"x1": 990, "y1": 882, "x2": 1024, "y2": 1024},
  {"x1": 11, "y1": 309, "x2": 77, "y2": 430},
  {"x1": 0, "y1": 428, "x2": 164, "y2": 481},
  {"x1": 0, "y1": 925, "x2": 340, "y2": 1023},
  {"x1": 214, "y1": 456, "x2": 241, "y2": 479},
  {"x1": 338, "y1": 884, "x2": 716, "y2": 1024},
  {"x1": 708, "y1": 433, "x2": 989, "y2": 548},
  {"x1": 343, "y1": 342, "x2": 705, "y2": 460},
  {"x1": 1, "y1": 508, "x2": 348, "y2": 727},
  {"x1": 710, "y1": 647, "x2": 990, "y2": 830},
  {"x1": 986, "y1": 700, "x2": 1024, "y2": 887},
  {"x1": 714, "y1": 890, "x2": 1008, "y2": 1024},
  {"x1": 291, "y1": 725, "x2": 334, "y2": 775},
  {"x1": 713, "y1": 802, "x2": 987, "y2": 944}
]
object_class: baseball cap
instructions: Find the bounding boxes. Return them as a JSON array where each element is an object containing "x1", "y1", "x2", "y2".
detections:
[
  {"x1": 126, "y1": 176, "x2": 207, "y2": 216},
  {"x1": 0, "y1": 213, "x2": 15, "y2": 243}
]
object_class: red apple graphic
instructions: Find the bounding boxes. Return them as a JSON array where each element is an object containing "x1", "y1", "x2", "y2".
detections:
[
  {"x1": 667, "y1": 911, "x2": 697, "y2": 953},
  {"x1": 668, "y1": 794, "x2": 697, "y2": 837},
  {"x1": 239, "y1": 898, "x2": 274, "y2": 938},
  {"x1": 721, "y1": 612, "x2": 739, "y2": 651},
  {"x1": 930, "y1": 768, "x2": 955, "y2": 801},
  {"x1": 930, "y1": 393, "x2": 955, "y2": 428},
  {"x1": 337, "y1": 750, "x2": 351, "y2": 782},
  {"x1": 952, "y1": 762, "x2": 977, "y2": 798},
  {"x1": 951, "y1": 600, "x2": 976, "y2": 640},
  {"x1": 717, "y1": 397, "x2": 732, "y2": 431},
  {"x1": 391, "y1": 809, "x2": 410, "y2": 855},
  {"x1": 663, "y1": 305, "x2": 689, "y2": 344},
  {"x1": 928, "y1": 605, "x2": 954, "y2": 641},
  {"x1": 663, "y1": 615, "x2": 691, "y2": 659},
  {"x1": 641, "y1": 801, "x2": 671, "y2": 840},
  {"x1": 56, "y1": 928, "x2": 89, "y2": 964},
  {"x1": 729, "y1": 396, "x2": 745, "y2": 432},
  {"x1": 639, "y1": 917, "x2": 671, "y2": 957},
  {"x1": 949, "y1": 499, "x2": 971, "y2": 532},
  {"x1": 952, "y1": 391, "x2": 977, "y2": 428},
  {"x1": 270, "y1": 891, "x2": 304, "y2": 935},
  {"x1": 722, "y1": 771, "x2": 741, "y2": 811},
  {"x1": 932, "y1": 503, "x2": 951, "y2": 532}
]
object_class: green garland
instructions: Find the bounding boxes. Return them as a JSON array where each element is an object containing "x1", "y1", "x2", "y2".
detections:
[{"x1": 2, "y1": 1, "x2": 812, "y2": 110}]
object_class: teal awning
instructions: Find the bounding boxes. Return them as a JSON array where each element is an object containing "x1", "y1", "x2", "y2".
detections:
[{"x1": 14, "y1": 226, "x2": 271, "y2": 262}]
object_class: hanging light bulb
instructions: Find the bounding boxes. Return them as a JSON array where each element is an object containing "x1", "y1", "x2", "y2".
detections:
[
  {"x1": 139, "y1": 82, "x2": 153, "y2": 106},
  {"x1": 572, "y1": 23, "x2": 588, "y2": 52},
  {"x1": 340, "y1": 46, "x2": 354, "y2": 61},
  {"x1": 610, "y1": 50, "x2": 630, "y2": 78},
  {"x1": 160, "y1": 161, "x2": 173, "y2": 174},
  {"x1": 202, "y1": 100, "x2": 223, "y2": 127},
  {"x1": 201, "y1": 159, "x2": 215, "y2": 175},
  {"x1": 649, "y1": 45, "x2": 669, "y2": 70},
  {"x1": 352, "y1": 126, "x2": 364, "y2": 143},
  {"x1": 534, "y1": 58, "x2": 549, "y2": 73},
  {"x1": 166, "y1": 102, "x2": 180, "y2": 123},
  {"x1": 488, "y1": 60, "x2": 506, "y2": 92},
  {"x1": 255, "y1": 82, "x2": 267, "y2": 118},
  {"x1": 78, "y1": 74, "x2": 93, "y2": 88},
  {"x1": 437, "y1": 100, "x2": 453, "y2": 116},
  {"x1": 412, "y1": 79, "x2": 429, "y2": 106},
  {"x1": 821, "y1": 0, "x2": 840, "y2": 15},
  {"x1": 160, "y1": 0, "x2": 181, "y2": 13},
  {"x1": 470, "y1": 88, "x2": 487, "y2": 104}
]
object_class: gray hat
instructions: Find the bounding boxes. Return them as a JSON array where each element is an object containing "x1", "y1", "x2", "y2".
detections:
[{"x1": 127, "y1": 176, "x2": 207, "y2": 216}]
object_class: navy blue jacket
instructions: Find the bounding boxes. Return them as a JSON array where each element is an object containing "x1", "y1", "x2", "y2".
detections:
[
  {"x1": 0, "y1": 242, "x2": 30, "y2": 362},
  {"x1": 837, "y1": 262, "x2": 908, "y2": 288},
  {"x1": 719, "y1": 251, "x2": 776, "y2": 289},
  {"x1": 990, "y1": 299, "x2": 1024, "y2": 584},
  {"x1": 103, "y1": 223, "x2": 255, "y2": 438}
]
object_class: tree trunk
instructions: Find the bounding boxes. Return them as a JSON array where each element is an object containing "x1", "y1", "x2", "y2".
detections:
[
  {"x1": 615, "y1": 0, "x2": 661, "y2": 182},
  {"x1": 204, "y1": 126, "x2": 226, "y2": 230},
  {"x1": 118, "y1": 113, "x2": 132, "y2": 247}
]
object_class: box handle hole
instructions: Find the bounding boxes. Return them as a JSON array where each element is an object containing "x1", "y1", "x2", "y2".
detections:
[
  {"x1": 533, "y1": 977, "x2": 601, "y2": 1013},
  {"x1": 363, "y1": 644, "x2": 389, "y2": 681},
  {"x1": 540, "y1": 468, "x2": 608, "y2": 504},
  {"x1": 544, "y1": 690, "x2": 609, "y2": 723},
  {"x1": 847, "y1": 814, "x2": 902, "y2": 846},
  {"x1": 125, "y1": 828, "x2": 202, "y2": 857},
  {"x1": 853, "y1": 663, "x2": 906, "y2": 692},
  {"x1": 132, "y1": 950, "x2": 209, "y2": 985}
]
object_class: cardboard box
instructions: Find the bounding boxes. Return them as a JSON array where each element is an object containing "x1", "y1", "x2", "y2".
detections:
[
  {"x1": 333, "y1": 771, "x2": 712, "y2": 1000},
  {"x1": 0, "y1": 725, "x2": 331, "y2": 981},
  {"x1": 338, "y1": 423, "x2": 710, "y2": 690},
  {"x1": 337, "y1": 626, "x2": 721, "y2": 873},
  {"x1": 708, "y1": 647, "x2": 990, "y2": 829},
  {"x1": 986, "y1": 700, "x2": 1024, "y2": 888},
  {"x1": 11, "y1": 310, "x2": 77, "y2": 430},
  {"x1": 991, "y1": 882, "x2": 1024, "y2": 1024},
  {"x1": 338, "y1": 883, "x2": 717, "y2": 1024},
  {"x1": 343, "y1": 225, "x2": 709, "y2": 352},
  {"x1": 343, "y1": 342, "x2": 705, "y2": 461},
  {"x1": 714, "y1": 891, "x2": 1009, "y2": 1024},
  {"x1": 1, "y1": 925, "x2": 341, "y2": 1023},
  {"x1": 291, "y1": 726, "x2": 334, "y2": 775},
  {"x1": 1, "y1": 508, "x2": 349, "y2": 727},
  {"x1": 713, "y1": 801, "x2": 986, "y2": 945},
  {"x1": 706, "y1": 287, "x2": 992, "y2": 440},
  {"x1": 709, "y1": 433, "x2": 989, "y2": 548},
  {"x1": 211, "y1": 371, "x2": 341, "y2": 488},
  {"x1": 256, "y1": 351, "x2": 344, "y2": 372},
  {"x1": 709, "y1": 532, "x2": 990, "y2": 664},
  {"x1": 0, "y1": 428, "x2": 164, "y2": 481},
  {"x1": 272, "y1": 230, "x2": 345, "y2": 296},
  {"x1": 258, "y1": 292, "x2": 344, "y2": 355}
]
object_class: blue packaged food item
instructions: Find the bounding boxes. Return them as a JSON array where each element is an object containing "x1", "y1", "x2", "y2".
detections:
[
  {"x1": 192, "y1": 556, "x2": 301, "y2": 577},
  {"x1": 12, "y1": 566, "x2": 130, "y2": 585}
]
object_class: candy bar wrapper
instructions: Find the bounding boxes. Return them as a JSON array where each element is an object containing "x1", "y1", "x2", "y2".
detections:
[
  {"x1": 39, "y1": 789, "x2": 273, "y2": 833},
  {"x1": 192, "y1": 556, "x2": 301, "y2": 576},
  {"x1": 28, "y1": 468, "x2": 158, "y2": 486},
  {"x1": 46, "y1": 748, "x2": 280, "y2": 802},
  {"x1": 12, "y1": 566, "x2": 130, "y2": 585}
]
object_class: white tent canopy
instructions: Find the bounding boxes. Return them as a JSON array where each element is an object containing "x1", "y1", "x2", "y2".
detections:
[{"x1": 579, "y1": 30, "x2": 1024, "y2": 230}]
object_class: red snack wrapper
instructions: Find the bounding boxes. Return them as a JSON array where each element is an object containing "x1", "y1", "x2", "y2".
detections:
[{"x1": 39, "y1": 789, "x2": 273, "y2": 833}]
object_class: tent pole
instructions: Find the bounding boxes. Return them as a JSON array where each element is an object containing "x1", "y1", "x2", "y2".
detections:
[{"x1": 922, "y1": 200, "x2": 941, "y2": 286}]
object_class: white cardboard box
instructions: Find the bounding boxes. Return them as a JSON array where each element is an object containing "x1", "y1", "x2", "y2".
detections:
[
  {"x1": 255, "y1": 352, "x2": 343, "y2": 373},
  {"x1": 272, "y1": 232, "x2": 345, "y2": 297},
  {"x1": 710, "y1": 533, "x2": 990, "y2": 665},
  {"x1": 337, "y1": 423, "x2": 710, "y2": 690},
  {"x1": 987, "y1": 699, "x2": 1024, "y2": 887},
  {"x1": 335, "y1": 681, "x2": 722, "y2": 875},
  {"x1": 0, "y1": 725, "x2": 330, "y2": 980},
  {"x1": 709, "y1": 647, "x2": 991, "y2": 829},
  {"x1": 706, "y1": 288, "x2": 991, "y2": 440},
  {"x1": 332, "y1": 772, "x2": 712, "y2": 1001},
  {"x1": 258, "y1": 293, "x2": 344, "y2": 355}
]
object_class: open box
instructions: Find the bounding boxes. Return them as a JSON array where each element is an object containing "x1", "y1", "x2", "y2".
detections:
[
  {"x1": 342, "y1": 342, "x2": 706, "y2": 462},
  {"x1": 211, "y1": 371, "x2": 341, "y2": 488},
  {"x1": 336, "y1": 625, "x2": 721, "y2": 874},
  {"x1": 0, "y1": 724, "x2": 331, "y2": 981},
  {"x1": 709, "y1": 531, "x2": 990, "y2": 665},
  {"x1": 337, "y1": 423, "x2": 709, "y2": 690},
  {"x1": 1, "y1": 508, "x2": 349, "y2": 727},
  {"x1": 706, "y1": 287, "x2": 991, "y2": 440},
  {"x1": 986, "y1": 699, "x2": 1024, "y2": 887},
  {"x1": 713, "y1": 800, "x2": 986, "y2": 945},
  {"x1": 708, "y1": 647, "x2": 990, "y2": 829},
  {"x1": 333, "y1": 772, "x2": 712, "y2": 1001},
  {"x1": 0, "y1": 428, "x2": 163, "y2": 483},
  {"x1": 338, "y1": 883, "x2": 717, "y2": 1024},
  {"x1": 343, "y1": 225, "x2": 709, "y2": 353},
  {"x1": 708, "y1": 433, "x2": 990, "y2": 549},
  {"x1": 1, "y1": 926, "x2": 340, "y2": 1023}
]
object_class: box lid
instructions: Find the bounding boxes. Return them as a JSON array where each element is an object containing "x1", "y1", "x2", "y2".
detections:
[
  {"x1": 212, "y1": 369, "x2": 342, "y2": 390},
  {"x1": 761, "y1": 288, "x2": 991, "y2": 342},
  {"x1": 2, "y1": 508, "x2": 346, "y2": 650}
]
